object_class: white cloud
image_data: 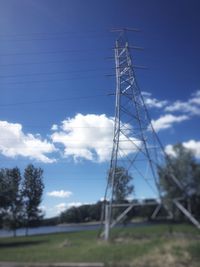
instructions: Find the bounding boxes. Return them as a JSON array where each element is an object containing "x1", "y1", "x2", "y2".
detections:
[
  {"x1": 47, "y1": 190, "x2": 73, "y2": 198},
  {"x1": 51, "y1": 124, "x2": 58, "y2": 131},
  {"x1": 51, "y1": 113, "x2": 140, "y2": 162},
  {"x1": 142, "y1": 92, "x2": 168, "y2": 109},
  {"x1": 165, "y1": 144, "x2": 177, "y2": 157},
  {"x1": 190, "y1": 90, "x2": 200, "y2": 105},
  {"x1": 183, "y1": 140, "x2": 200, "y2": 159},
  {"x1": 54, "y1": 202, "x2": 84, "y2": 215},
  {"x1": 151, "y1": 114, "x2": 189, "y2": 132},
  {"x1": 165, "y1": 90, "x2": 200, "y2": 115},
  {"x1": 145, "y1": 98, "x2": 168, "y2": 108},
  {"x1": 0, "y1": 120, "x2": 56, "y2": 163},
  {"x1": 67, "y1": 202, "x2": 83, "y2": 208},
  {"x1": 55, "y1": 203, "x2": 67, "y2": 213},
  {"x1": 165, "y1": 140, "x2": 200, "y2": 159},
  {"x1": 142, "y1": 91, "x2": 152, "y2": 97},
  {"x1": 37, "y1": 205, "x2": 47, "y2": 216},
  {"x1": 165, "y1": 101, "x2": 200, "y2": 115},
  {"x1": 39, "y1": 205, "x2": 47, "y2": 212}
]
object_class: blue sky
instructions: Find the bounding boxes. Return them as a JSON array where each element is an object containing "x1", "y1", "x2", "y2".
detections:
[{"x1": 0, "y1": 0, "x2": 200, "y2": 217}]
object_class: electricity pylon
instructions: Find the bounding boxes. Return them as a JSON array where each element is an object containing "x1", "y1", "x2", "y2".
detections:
[{"x1": 103, "y1": 30, "x2": 200, "y2": 240}]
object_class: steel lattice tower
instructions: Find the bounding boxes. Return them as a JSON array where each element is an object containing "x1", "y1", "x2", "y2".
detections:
[{"x1": 103, "y1": 30, "x2": 200, "y2": 240}]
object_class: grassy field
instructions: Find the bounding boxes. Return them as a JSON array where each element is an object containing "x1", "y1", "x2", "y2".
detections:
[{"x1": 0, "y1": 224, "x2": 200, "y2": 266}]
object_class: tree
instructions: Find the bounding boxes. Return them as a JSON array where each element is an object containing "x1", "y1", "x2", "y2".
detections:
[
  {"x1": 158, "y1": 143, "x2": 200, "y2": 219},
  {"x1": 60, "y1": 206, "x2": 82, "y2": 223},
  {"x1": 4, "y1": 168, "x2": 23, "y2": 237},
  {"x1": 22, "y1": 164, "x2": 44, "y2": 235},
  {"x1": 89, "y1": 201, "x2": 102, "y2": 221},
  {"x1": 190, "y1": 162, "x2": 200, "y2": 217},
  {"x1": 60, "y1": 201, "x2": 103, "y2": 223},
  {"x1": 109, "y1": 166, "x2": 134, "y2": 202},
  {"x1": 0, "y1": 168, "x2": 23, "y2": 236},
  {"x1": 0, "y1": 169, "x2": 10, "y2": 212},
  {"x1": 0, "y1": 169, "x2": 10, "y2": 229},
  {"x1": 107, "y1": 166, "x2": 134, "y2": 224}
]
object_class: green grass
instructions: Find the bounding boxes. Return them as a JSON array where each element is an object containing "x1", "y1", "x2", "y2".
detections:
[
  {"x1": 188, "y1": 241, "x2": 200, "y2": 261},
  {"x1": 0, "y1": 223, "x2": 199, "y2": 266}
]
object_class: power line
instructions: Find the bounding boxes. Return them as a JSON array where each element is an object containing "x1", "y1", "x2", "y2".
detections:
[
  {"x1": 0, "y1": 29, "x2": 110, "y2": 37},
  {"x1": 0, "y1": 34, "x2": 112, "y2": 42},
  {"x1": 0, "y1": 58, "x2": 106, "y2": 67},
  {"x1": 0, "y1": 126, "x2": 114, "y2": 129},
  {"x1": 0, "y1": 94, "x2": 112, "y2": 108},
  {"x1": 0, "y1": 139, "x2": 113, "y2": 146},
  {"x1": 0, "y1": 75, "x2": 106, "y2": 85},
  {"x1": 0, "y1": 68, "x2": 110, "y2": 79},
  {"x1": 0, "y1": 47, "x2": 109, "y2": 57}
]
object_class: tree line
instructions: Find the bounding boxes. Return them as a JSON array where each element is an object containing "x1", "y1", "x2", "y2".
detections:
[
  {"x1": 60, "y1": 144, "x2": 200, "y2": 224},
  {"x1": 59, "y1": 199, "x2": 163, "y2": 224},
  {"x1": 0, "y1": 164, "x2": 44, "y2": 236}
]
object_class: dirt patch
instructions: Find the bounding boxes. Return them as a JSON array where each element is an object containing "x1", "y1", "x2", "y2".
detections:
[
  {"x1": 106, "y1": 236, "x2": 199, "y2": 267},
  {"x1": 113, "y1": 236, "x2": 151, "y2": 245},
  {"x1": 112, "y1": 232, "x2": 200, "y2": 245},
  {"x1": 132, "y1": 238, "x2": 196, "y2": 267},
  {"x1": 164, "y1": 232, "x2": 200, "y2": 240},
  {"x1": 59, "y1": 239, "x2": 72, "y2": 248}
]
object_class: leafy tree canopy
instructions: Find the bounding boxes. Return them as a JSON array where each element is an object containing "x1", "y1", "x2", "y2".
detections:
[
  {"x1": 109, "y1": 166, "x2": 134, "y2": 202},
  {"x1": 158, "y1": 143, "x2": 200, "y2": 218}
]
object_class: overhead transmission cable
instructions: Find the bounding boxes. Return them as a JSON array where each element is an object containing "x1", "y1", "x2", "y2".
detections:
[
  {"x1": 0, "y1": 93, "x2": 111, "y2": 108},
  {"x1": 0, "y1": 34, "x2": 112, "y2": 42},
  {"x1": 0, "y1": 29, "x2": 112, "y2": 37},
  {"x1": 0, "y1": 57, "x2": 107, "y2": 67},
  {"x1": 0, "y1": 75, "x2": 108, "y2": 85},
  {"x1": 0, "y1": 47, "x2": 110, "y2": 57},
  {"x1": 0, "y1": 68, "x2": 110, "y2": 79}
]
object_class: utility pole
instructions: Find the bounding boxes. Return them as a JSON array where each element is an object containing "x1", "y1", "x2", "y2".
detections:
[{"x1": 102, "y1": 29, "x2": 200, "y2": 240}]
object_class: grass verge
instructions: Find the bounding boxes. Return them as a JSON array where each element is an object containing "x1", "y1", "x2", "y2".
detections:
[{"x1": 0, "y1": 223, "x2": 199, "y2": 266}]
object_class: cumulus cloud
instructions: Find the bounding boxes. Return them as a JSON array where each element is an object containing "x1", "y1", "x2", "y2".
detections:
[
  {"x1": 141, "y1": 89, "x2": 200, "y2": 118},
  {"x1": 51, "y1": 113, "x2": 141, "y2": 162},
  {"x1": 0, "y1": 120, "x2": 56, "y2": 163},
  {"x1": 67, "y1": 202, "x2": 83, "y2": 208},
  {"x1": 51, "y1": 124, "x2": 58, "y2": 131},
  {"x1": 165, "y1": 140, "x2": 200, "y2": 159},
  {"x1": 54, "y1": 202, "x2": 84, "y2": 215},
  {"x1": 165, "y1": 144, "x2": 177, "y2": 157},
  {"x1": 55, "y1": 203, "x2": 67, "y2": 213},
  {"x1": 165, "y1": 101, "x2": 200, "y2": 115},
  {"x1": 151, "y1": 114, "x2": 189, "y2": 132},
  {"x1": 190, "y1": 90, "x2": 200, "y2": 105},
  {"x1": 165, "y1": 90, "x2": 200, "y2": 115},
  {"x1": 183, "y1": 140, "x2": 200, "y2": 159},
  {"x1": 142, "y1": 91, "x2": 168, "y2": 109},
  {"x1": 47, "y1": 190, "x2": 73, "y2": 198}
]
